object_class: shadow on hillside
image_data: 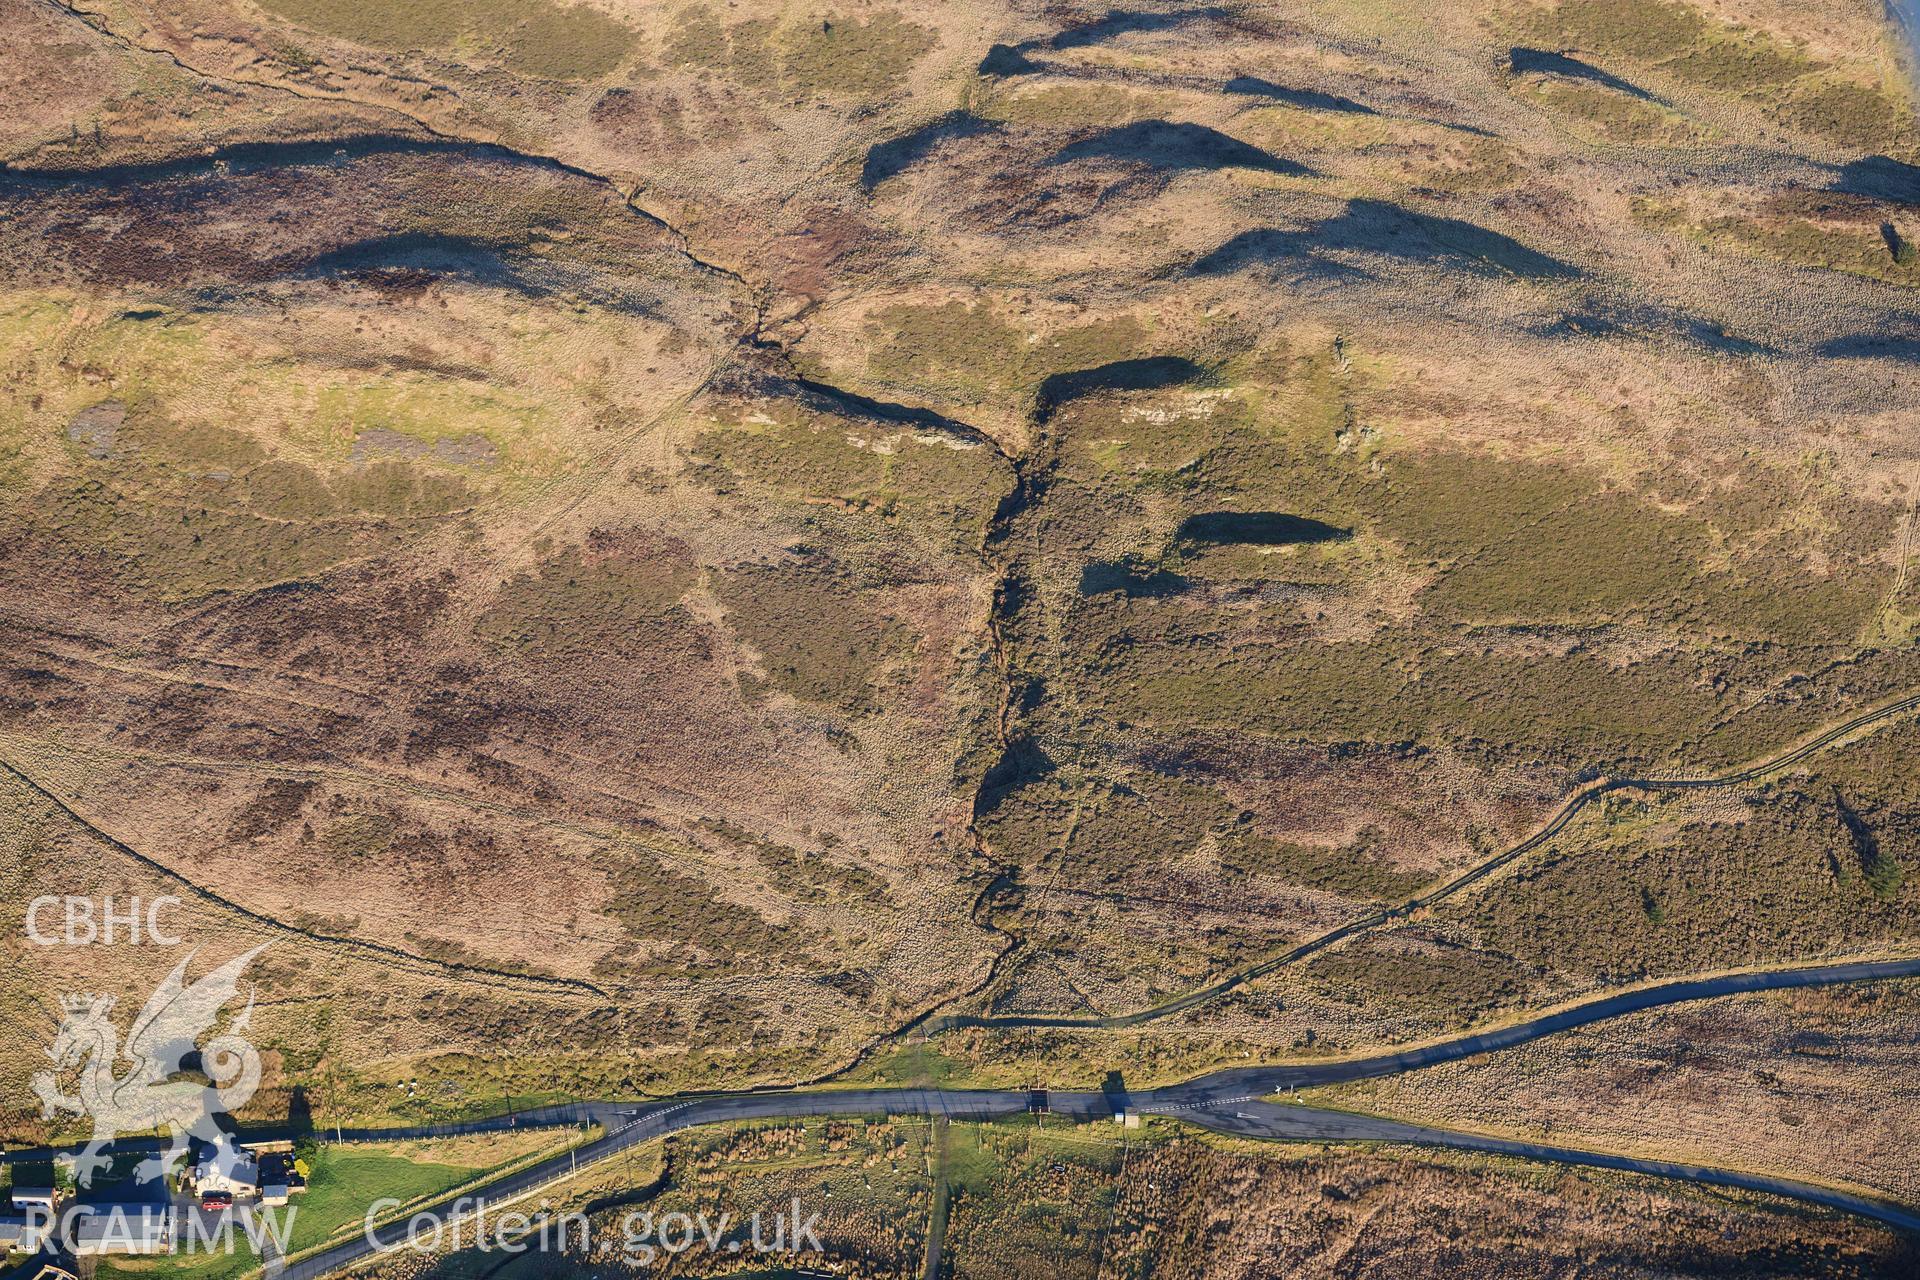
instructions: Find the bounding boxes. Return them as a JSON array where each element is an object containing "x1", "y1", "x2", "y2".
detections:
[
  {"x1": 1820, "y1": 330, "x2": 1920, "y2": 361},
  {"x1": 974, "y1": 731, "x2": 1059, "y2": 815},
  {"x1": 0, "y1": 133, "x2": 475, "y2": 188},
  {"x1": 1176, "y1": 511, "x2": 1351, "y2": 547},
  {"x1": 1079, "y1": 557, "x2": 1191, "y2": 597},
  {"x1": 1534, "y1": 301, "x2": 1777, "y2": 355},
  {"x1": 298, "y1": 232, "x2": 580, "y2": 298},
  {"x1": 1224, "y1": 76, "x2": 1374, "y2": 114},
  {"x1": 788, "y1": 376, "x2": 985, "y2": 437},
  {"x1": 979, "y1": 42, "x2": 1040, "y2": 75},
  {"x1": 862, "y1": 111, "x2": 1001, "y2": 189},
  {"x1": 1053, "y1": 120, "x2": 1312, "y2": 176},
  {"x1": 1509, "y1": 47, "x2": 1658, "y2": 101},
  {"x1": 297, "y1": 232, "x2": 666, "y2": 317},
  {"x1": 1537, "y1": 310, "x2": 1626, "y2": 339},
  {"x1": 1832, "y1": 155, "x2": 1920, "y2": 203},
  {"x1": 1049, "y1": 7, "x2": 1237, "y2": 50},
  {"x1": 1679, "y1": 318, "x2": 1774, "y2": 356},
  {"x1": 1192, "y1": 199, "x2": 1578, "y2": 280},
  {"x1": 1035, "y1": 355, "x2": 1209, "y2": 422}
]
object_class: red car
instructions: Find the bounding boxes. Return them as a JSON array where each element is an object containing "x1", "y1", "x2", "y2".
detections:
[{"x1": 200, "y1": 1190, "x2": 234, "y2": 1212}]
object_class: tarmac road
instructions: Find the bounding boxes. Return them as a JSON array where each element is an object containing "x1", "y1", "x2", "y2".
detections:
[
  {"x1": 1175, "y1": 1101, "x2": 1920, "y2": 1234},
  {"x1": 276, "y1": 1072, "x2": 1920, "y2": 1280},
  {"x1": 273, "y1": 1089, "x2": 1074, "y2": 1280},
  {"x1": 259, "y1": 956, "x2": 1920, "y2": 1277},
  {"x1": 15, "y1": 957, "x2": 1920, "y2": 1277},
  {"x1": 1165, "y1": 956, "x2": 1920, "y2": 1099}
]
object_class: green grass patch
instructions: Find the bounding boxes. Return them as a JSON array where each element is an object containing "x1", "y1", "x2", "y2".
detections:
[
  {"x1": 1366, "y1": 448, "x2": 1589, "y2": 562},
  {"x1": 1530, "y1": 0, "x2": 1915, "y2": 151},
  {"x1": 284, "y1": 1147, "x2": 483, "y2": 1255},
  {"x1": 34, "y1": 478, "x2": 395, "y2": 600},
  {"x1": 623, "y1": 1114, "x2": 933, "y2": 1271},
  {"x1": 1454, "y1": 765, "x2": 1920, "y2": 983},
  {"x1": 476, "y1": 535, "x2": 698, "y2": 660},
  {"x1": 715, "y1": 559, "x2": 910, "y2": 712},
  {"x1": 864, "y1": 302, "x2": 1151, "y2": 404},
  {"x1": 260, "y1": 0, "x2": 635, "y2": 78},
  {"x1": 94, "y1": 1248, "x2": 260, "y2": 1280},
  {"x1": 600, "y1": 842, "x2": 811, "y2": 979},
  {"x1": 26, "y1": 387, "x2": 483, "y2": 598},
  {"x1": 941, "y1": 1124, "x2": 1004, "y2": 1193},
  {"x1": 667, "y1": 9, "x2": 933, "y2": 98},
  {"x1": 689, "y1": 407, "x2": 1008, "y2": 548},
  {"x1": 939, "y1": 1123, "x2": 1120, "y2": 1273},
  {"x1": 1634, "y1": 195, "x2": 1920, "y2": 289},
  {"x1": 1223, "y1": 833, "x2": 1431, "y2": 901},
  {"x1": 1541, "y1": 0, "x2": 1710, "y2": 61},
  {"x1": 1303, "y1": 938, "x2": 1533, "y2": 1022},
  {"x1": 1520, "y1": 78, "x2": 1699, "y2": 145},
  {"x1": 778, "y1": 12, "x2": 936, "y2": 97},
  {"x1": 980, "y1": 766, "x2": 1423, "y2": 901},
  {"x1": 856, "y1": 1037, "x2": 968, "y2": 1087},
  {"x1": 1422, "y1": 490, "x2": 1712, "y2": 622},
  {"x1": 1107, "y1": 636, "x2": 1725, "y2": 766},
  {"x1": 305, "y1": 374, "x2": 560, "y2": 476}
]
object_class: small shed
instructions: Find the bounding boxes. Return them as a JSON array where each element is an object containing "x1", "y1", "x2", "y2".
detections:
[
  {"x1": 8, "y1": 1187, "x2": 55, "y2": 1214},
  {"x1": 0, "y1": 1212, "x2": 39, "y2": 1252}
]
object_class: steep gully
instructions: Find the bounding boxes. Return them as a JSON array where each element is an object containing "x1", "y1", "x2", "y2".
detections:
[{"x1": 47, "y1": 1, "x2": 1917, "y2": 1051}]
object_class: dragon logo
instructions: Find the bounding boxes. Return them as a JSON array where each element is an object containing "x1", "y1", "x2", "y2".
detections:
[{"x1": 33, "y1": 945, "x2": 268, "y2": 1186}]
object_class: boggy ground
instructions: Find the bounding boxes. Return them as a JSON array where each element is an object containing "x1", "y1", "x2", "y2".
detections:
[{"x1": 2, "y1": 0, "x2": 1920, "y2": 1251}]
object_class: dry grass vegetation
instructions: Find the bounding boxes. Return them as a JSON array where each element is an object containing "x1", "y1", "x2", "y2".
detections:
[
  {"x1": 1518, "y1": 0, "x2": 1918, "y2": 151},
  {"x1": 354, "y1": 1120, "x2": 1918, "y2": 1279},
  {"x1": 1310, "y1": 979, "x2": 1920, "y2": 1203},
  {"x1": 260, "y1": 0, "x2": 639, "y2": 79},
  {"x1": 4, "y1": 0, "x2": 1920, "y2": 1261},
  {"x1": 1445, "y1": 719, "x2": 1920, "y2": 987}
]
